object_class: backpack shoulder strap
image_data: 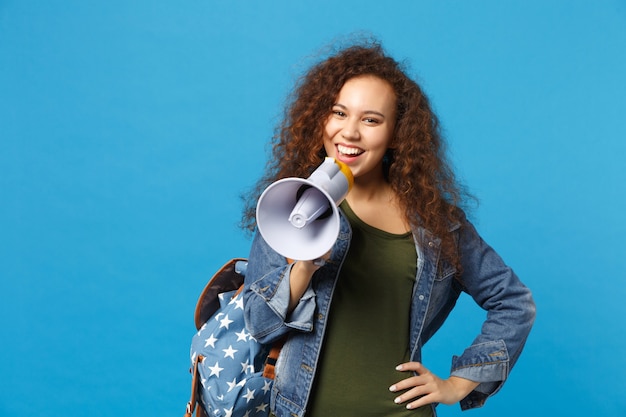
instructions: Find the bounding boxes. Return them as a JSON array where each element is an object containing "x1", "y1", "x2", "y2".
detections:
[{"x1": 262, "y1": 340, "x2": 285, "y2": 379}]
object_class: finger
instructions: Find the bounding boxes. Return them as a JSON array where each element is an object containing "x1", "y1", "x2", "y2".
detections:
[
  {"x1": 395, "y1": 362, "x2": 428, "y2": 374},
  {"x1": 405, "y1": 393, "x2": 437, "y2": 410},
  {"x1": 389, "y1": 375, "x2": 420, "y2": 392},
  {"x1": 392, "y1": 385, "x2": 430, "y2": 405}
]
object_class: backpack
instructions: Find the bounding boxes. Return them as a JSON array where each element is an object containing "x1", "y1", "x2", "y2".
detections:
[{"x1": 184, "y1": 258, "x2": 281, "y2": 417}]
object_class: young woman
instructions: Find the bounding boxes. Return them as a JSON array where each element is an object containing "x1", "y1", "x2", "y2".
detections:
[{"x1": 241, "y1": 40, "x2": 535, "y2": 417}]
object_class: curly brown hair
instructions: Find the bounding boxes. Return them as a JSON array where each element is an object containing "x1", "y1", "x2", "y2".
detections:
[{"x1": 241, "y1": 39, "x2": 474, "y2": 270}]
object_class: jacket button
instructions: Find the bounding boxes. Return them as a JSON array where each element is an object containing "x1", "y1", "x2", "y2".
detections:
[
  {"x1": 418, "y1": 294, "x2": 425, "y2": 300},
  {"x1": 428, "y1": 241, "x2": 435, "y2": 247}
]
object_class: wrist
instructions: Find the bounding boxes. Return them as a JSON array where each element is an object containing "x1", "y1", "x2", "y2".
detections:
[
  {"x1": 292, "y1": 260, "x2": 320, "y2": 277},
  {"x1": 448, "y1": 376, "x2": 479, "y2": 400}
]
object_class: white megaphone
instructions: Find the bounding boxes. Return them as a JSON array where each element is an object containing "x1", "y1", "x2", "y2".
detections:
[{"x1": 256, "y1": 157, "x2": 353, "y2": 261}]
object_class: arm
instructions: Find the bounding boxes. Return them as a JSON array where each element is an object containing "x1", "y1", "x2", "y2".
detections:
[
  {"x1": 288, "y1": 260, "x2": 323, "y2": 311},
  {"x1": 242, "y1": 232, "x2": 322, "y2": 344},
  {"x1": 390, "y1": 216, "x2": 535, "y2": 410},
  {"x1": 451, "y1": 217, "x2": 536, "y2": 408}
]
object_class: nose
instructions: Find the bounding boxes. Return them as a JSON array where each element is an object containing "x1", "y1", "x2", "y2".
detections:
[{"x1": 341, "y1": 118, "x2": 360, "y2": 140}]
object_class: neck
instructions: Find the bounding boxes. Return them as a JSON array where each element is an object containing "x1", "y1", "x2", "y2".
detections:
[
  {"x1": 343, "y1": 177, "x2": 410, "y2": 234},
  {"x1": 347, "y1": 177, "x2": 394, "y2": 204}
]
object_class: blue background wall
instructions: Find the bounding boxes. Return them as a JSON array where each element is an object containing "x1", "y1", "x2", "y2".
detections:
[{"x1": 1, "y1": 1, "x2": 625, "y2": 416}]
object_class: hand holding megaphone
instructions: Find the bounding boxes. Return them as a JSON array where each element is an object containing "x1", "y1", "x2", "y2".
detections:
[{"x1": 256, "y1": 157, "x2": 353, "y2": 261}]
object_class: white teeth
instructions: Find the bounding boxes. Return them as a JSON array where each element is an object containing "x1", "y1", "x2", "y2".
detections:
[{"x1": 337, "y1": 144, "x2": 364, "y2": 156}]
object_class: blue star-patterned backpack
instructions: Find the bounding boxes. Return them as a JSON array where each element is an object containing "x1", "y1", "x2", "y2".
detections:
[{"x1": 184, "y1": 258, "x2": 282, "y2": 417}]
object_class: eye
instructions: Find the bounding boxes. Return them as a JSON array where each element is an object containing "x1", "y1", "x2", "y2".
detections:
[
  {"x1": 333, "y1": 110, "x2": 346, "y2": 118},
  {"x1": 363, "y1": 117, "x2": 380, "y2": 124}
]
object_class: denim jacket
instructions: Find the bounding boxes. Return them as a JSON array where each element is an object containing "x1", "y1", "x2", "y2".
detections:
[{"x1": 243, "y1": 209, "x2": 535, "y2": 417}]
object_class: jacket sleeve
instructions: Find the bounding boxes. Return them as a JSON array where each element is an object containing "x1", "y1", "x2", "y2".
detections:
[
  {"x1": 242, "y1": 231, "x2": 317, "y2": 344},
  {"x1": 451, "y1": 217, "x2": 536, "y2": 410}
]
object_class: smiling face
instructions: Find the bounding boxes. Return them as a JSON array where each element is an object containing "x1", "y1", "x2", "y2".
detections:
[{"x1": 323, "y1": 75, "x2": 397, "y2": 184}]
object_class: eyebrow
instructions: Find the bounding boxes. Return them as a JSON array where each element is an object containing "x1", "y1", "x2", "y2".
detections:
[{"x1": 333, "y1": 103, "x2": 386, "y2": 119}]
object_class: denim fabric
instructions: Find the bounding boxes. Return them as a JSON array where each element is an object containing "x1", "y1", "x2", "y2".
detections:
[{"x1": 243, "y1": 209, "x2": 536, "y2": 417}]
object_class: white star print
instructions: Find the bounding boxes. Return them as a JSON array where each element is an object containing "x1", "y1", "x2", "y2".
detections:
[
  {"x1": 262, "y1": 379, "x2": 272, "y2": 394},
  {"x1": 226, "y1": 378, "x2": 238, "y2": 392},
  {"x1": 235, "y1": 329, "x2": 248, "y2": 342},
  {"x1": 223, "y1": 407, "x2": 233, "y2": 417},
  {"x1": 208, "y1": 361, "x2": 223, "y2": 377},
  {"x1": 205, "y1": 333, "x2": 218, "y2": 348},
  {"x1": 255, "y1": 402, "x2": 269, "y2": 413},
  {"x1": 219, "y1": 314, "x2": 233, "y2": 329},
  {"x1": 243, "y1": 387, "x2": 256, "y2": 403},
  {"x1": 222, "y1": 345, "x2": 237, "y2": 359},
  {"x1": 240, "y1": 359, "x2": 250, "y2": 373}
]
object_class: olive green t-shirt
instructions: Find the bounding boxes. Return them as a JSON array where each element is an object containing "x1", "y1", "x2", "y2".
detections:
[{"x1": 306, "y1": 201, "x2": 432, "y2": 416}]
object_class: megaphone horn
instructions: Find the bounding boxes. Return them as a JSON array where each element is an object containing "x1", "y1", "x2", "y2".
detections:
[{"x1": 256, "y1": 157, "x2": 353, "y2": 261}]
